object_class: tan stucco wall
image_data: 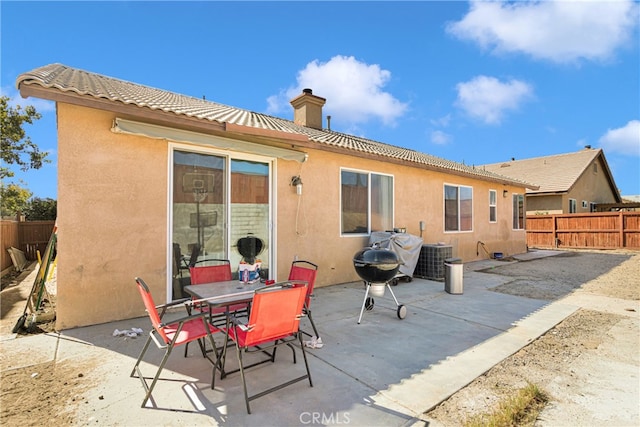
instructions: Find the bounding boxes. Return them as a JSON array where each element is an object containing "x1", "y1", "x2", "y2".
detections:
[
  {"x1": 274, "y1": 149, "x2": 527, "y2": 286},
  {"x1": 57, "y1": 104, "x2": 168, "y2": 329},
  {"x1": 527, "y1": 195, "x2": 563, "y2": 215},
  {"x1": 55, "y1": 103, "x2": 527, "y2": 328},
  {"x1": 566, "y1": 157, "x2": 619, "y2": 212}
]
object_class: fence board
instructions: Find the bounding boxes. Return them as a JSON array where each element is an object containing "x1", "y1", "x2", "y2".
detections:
[
  {"x1": 527, "y1": 212, "x2": 640, "y2": 250},
  {"x1": 1, "y1": 220, "x2": 56, "y2": 273},
  {"x1": 1, "y1": 220, "x2": 20, "y2": 271}
]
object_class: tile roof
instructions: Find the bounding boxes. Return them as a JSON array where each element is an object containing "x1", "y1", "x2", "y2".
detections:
[
  {"x1": 17, "y1": 63, "x2": 535, "y2": 188},
  {"x1": 481, "y1": 148, "x2": 605, "y2": 194}
]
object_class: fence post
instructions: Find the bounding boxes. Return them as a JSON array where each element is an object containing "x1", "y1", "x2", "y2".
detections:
[{"x1": 619, "y1": 211, "x2": 624, "y2": 248}]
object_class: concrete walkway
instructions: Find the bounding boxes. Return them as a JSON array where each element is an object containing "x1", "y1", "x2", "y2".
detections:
[{"x1": 1, "y1": 250, "x2": 635, "y2": 426}]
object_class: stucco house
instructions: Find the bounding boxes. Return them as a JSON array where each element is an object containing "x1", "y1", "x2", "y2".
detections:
[
  {"x1": 17, "y1": 63, "x2": 535, "y2": 329},
  {"x1": 482, "y1": 147, "x2": 622, "y2": 215}
]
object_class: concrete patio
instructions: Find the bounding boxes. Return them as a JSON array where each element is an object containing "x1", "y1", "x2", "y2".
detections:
[{"x1": 1, "y1": 250, "x2": 609, "y2": 426}]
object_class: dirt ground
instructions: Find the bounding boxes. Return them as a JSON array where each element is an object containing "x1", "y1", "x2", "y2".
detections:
[
  {"x1": 0, "y1": 250, "x2": 638, "y2": 426},
  {"x1": 426, "y1": 250, "x2": 640, "y2": 426}
]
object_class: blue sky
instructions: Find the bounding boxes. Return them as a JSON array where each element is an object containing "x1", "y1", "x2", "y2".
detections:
[{"x1": 2, "y1": 0, "x2": 639, "y2": 199}]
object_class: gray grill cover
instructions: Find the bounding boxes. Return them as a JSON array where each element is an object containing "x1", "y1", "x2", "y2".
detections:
[{"x1": 369, "y1": 231, "x2": 423, "y2": 277}]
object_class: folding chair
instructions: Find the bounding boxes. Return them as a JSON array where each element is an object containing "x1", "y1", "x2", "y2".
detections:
[
  {"x1": 189, "y1": 258, "x2": 233, "y2": 283},
  {"x1": 172, "y1": 243, "x2": 190, "y2": 299},
  {"x1": 288, "y1": 260, "x2": 320, "y2": 339},
  {"x1": 216, "y1": 283, "x2": 312, "y2": 414},
  {"x1": 130, "y1": 277, "x2": 220, "y2": 408},
  {"x1": 188, "y1": 259, "x2": 248, "y2": 316},
  {"x1": 187, "y1": 259, "x2": 246, "y2": 355}
]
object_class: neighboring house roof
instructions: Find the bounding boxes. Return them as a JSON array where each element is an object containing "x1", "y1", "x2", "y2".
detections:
[
  {"x1": 16, "y1": 63, "x2": 537, "y2": 189},
  {"x1": 482, "y1": 148, "x2": 621, "y2": 202}
]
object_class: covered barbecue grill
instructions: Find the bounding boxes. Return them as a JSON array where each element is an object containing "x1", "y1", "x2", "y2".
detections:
[
  {"x1": 369, "y1": 231, "x2": 423, "y2": 285},
  {"x1": 353, "y1": 244, "x2": 407, "y2": 324}
]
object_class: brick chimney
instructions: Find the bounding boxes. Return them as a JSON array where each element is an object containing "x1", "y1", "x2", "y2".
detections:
[{"x1": 290, "y1": 88, "x2": 326, "y2": 130}]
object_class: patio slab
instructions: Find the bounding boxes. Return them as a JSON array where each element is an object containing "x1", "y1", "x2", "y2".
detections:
[{"x1": 1, "y1": 250, "x2": 590, "y2": 426}]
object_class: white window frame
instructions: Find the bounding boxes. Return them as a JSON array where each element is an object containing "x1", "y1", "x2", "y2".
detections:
[
  {"x1": 489, "y1": 189, "x2": 497, "y2": 223},
  {"x1": 569, "y1": 198, "x2": 577, "y2": 213},
  {"x1": 444, "y1": 183, "x2": 473, "y2": 233},
  {"x1": 512, "y1": 193, "x2": 525, "y2": 230},
  {"x1": 340, "y1": 168, "x2": 394, "y2": 236}
]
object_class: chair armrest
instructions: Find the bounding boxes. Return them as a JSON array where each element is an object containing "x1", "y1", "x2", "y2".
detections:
[
  {"x1": 158, "y1": 312, "x2": 209, "y2": 329},
  {"x1": 155, "y1": 297, "x2": 190, "y2": 310},
  {"x1": 156, "y1": 298, "x2": 191, "y2": 318},
  {"x1": 228, "y1": 314, "x2": 253, "y2": 332}
]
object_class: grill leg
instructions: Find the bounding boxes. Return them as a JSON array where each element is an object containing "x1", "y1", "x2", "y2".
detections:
[
  {"x1": 387, "y1": 283, "x2": 401, "y2": 307},
  {"x1": 357, "y1": 283, "x2": 371, "y2": 324}
]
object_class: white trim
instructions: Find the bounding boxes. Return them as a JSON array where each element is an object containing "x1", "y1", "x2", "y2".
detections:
[
  {"x1": 489, "y1": 189, "x2": 497, "y2": 223},
  {"x1": 339, "y1": 167, "x2": 395, "y2": 237},
  {"x1": 443, "y1": 182, "x2": 474, "y2": 233},
  {"x1": 166, "y1": 142, "x2": 278, "y2": 301},
  {"x1": 112, "y1": 117, "x2": 308, "y2": 162}
]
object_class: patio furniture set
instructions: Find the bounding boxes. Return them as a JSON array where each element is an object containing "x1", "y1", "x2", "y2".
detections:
[{"x1": 131, "y1": 259, "x2": 319, "y2": 414}]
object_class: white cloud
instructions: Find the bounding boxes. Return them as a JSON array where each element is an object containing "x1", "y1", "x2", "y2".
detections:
[
  {"x1": 455, "y1": 75, "x2": 533, "y2": 125},
  {"x1": 430, "y1": 130, "x2": 452, "y2": 145},
  {"x1": 430, "y1": 114, "x2": 451, "y2": 128},
  {"x1": 447, "y1": 0, "x2": 639, "y2": 64},
  {"x1": 266, "y1": 55, "x2": 408, "y2": 127},
  {"x1": 598, "y1": 120, "x2": 640, "y2": 157}
]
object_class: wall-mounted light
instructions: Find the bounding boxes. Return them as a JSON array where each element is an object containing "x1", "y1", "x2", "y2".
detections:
[
  {"x1": 291, "y1": 176, "x2": 303, "y2": 195},
  {"x1": 503, "y1": 189, "x2": 509, "y2": 198}
]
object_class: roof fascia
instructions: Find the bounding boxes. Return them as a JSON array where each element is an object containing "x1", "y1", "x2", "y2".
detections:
[
  {"x1": 19, "y1": 84, "x2": 228, "y2": 134},
  {"x1": 595, "y1": 151, "x2": 622, "y2": 203}
]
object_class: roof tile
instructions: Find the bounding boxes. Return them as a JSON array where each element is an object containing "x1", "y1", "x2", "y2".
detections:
[{"x1": 17, "y1": 63, "x2": 534, "y2": 187}]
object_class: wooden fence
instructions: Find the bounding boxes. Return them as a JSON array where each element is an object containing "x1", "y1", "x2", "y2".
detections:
[
  {"x1": 526, "y1": 212, "x2": 640, "y2": 250},
  {"x1": 1, "y1": 220, "x2": 56, "y2": 272}
]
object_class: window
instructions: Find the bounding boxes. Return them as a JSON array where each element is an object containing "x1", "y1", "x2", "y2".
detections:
[
  {"x1": 582, "y1": 200, "x2": 588, "y2": 208},
  {"x1": 569, "y1": 198, "x2": 577, "y2": 213},
  {"x1": 444, "y1": 184, "x2": 473, "y2": 232},
  {"x1": 489, "y1": 190, "x2": 497, "y2": 223},
  {"x1": 590, "y1": 202, "x2": 597, "y2": 212},
  {"x1": 512, "y1": 194, "x2": 525, "y2": 230},
  {"x1": 341, "y1": 169, "x2": 393, "y2": 234}
]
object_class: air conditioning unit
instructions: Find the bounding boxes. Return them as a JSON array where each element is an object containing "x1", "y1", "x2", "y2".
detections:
[{"x1": 414, "y1": 244, "x2": 453, "y2": 281}]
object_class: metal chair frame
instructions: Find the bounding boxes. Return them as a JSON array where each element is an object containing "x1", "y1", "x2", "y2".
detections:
[
  {"x1": 288, "y1": 260, "x2": 320, "y2": 338},
  {"x1": 215, "y1": 283, "x2": 313, "y2": 414},
  {"x1": 130, "y1": 277, "x2": 220, "y2": 408}
]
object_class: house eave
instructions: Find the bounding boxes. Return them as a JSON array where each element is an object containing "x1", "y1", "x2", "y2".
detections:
[{"x1": 18, "y1": 80, "x2": 536, "y2": 190}]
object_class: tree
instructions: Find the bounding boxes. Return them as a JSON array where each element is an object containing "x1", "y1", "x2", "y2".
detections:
[
  {"x1": 23, "y1": 197, "x2": 57, "y2": 221},
  {"x1": 1, "y1": 95, "x2": 49, "y2": 179},
  {"x1": 0, "y1": 182, "x2": 32, "y2": 217}
]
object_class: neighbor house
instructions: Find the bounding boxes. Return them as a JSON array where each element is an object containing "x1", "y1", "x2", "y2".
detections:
[
  {"x1": 17, "y1": 64, "x2": 535, "y2": 329},
  {"x1": 482, "y1": 147, "x2": 622, "y2": 215}
]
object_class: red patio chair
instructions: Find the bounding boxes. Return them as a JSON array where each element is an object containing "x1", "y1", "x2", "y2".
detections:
[
  {"x1": 216, "y1": 282, "x2": 312, "y2": 414},
  {"x1": 187, "y1": 259, "x2": 249, "y2": 355},
  {"x1": 288, "y1": 260, "x2": 320, "y2": 338},
  {"x1": 189, "y1": 258, "x2": 233, "y2": 283},
  {"x1": 130, "y1": 277, "x2": 220, "y2": 408}
]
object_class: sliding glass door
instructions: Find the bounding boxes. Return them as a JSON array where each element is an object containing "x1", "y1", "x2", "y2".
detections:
[{"x1": 170, "y1": 148, "x2": 271, "y2": 300}]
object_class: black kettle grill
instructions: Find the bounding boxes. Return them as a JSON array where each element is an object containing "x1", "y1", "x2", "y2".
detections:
[
  {"x1": 353, "y1": 245, "x2": 406, "y2": 324},
  {"x1": 236, "y1": 234, "x2": 264, "y2": 265}
]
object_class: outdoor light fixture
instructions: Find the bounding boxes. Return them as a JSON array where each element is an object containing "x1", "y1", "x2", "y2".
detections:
[
  {"x1": 503, "y1": 189, "x2": 509, "y2": 198},
  {"x1": 291, "y1": 176, "x2": 303, "y2": 195}
]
